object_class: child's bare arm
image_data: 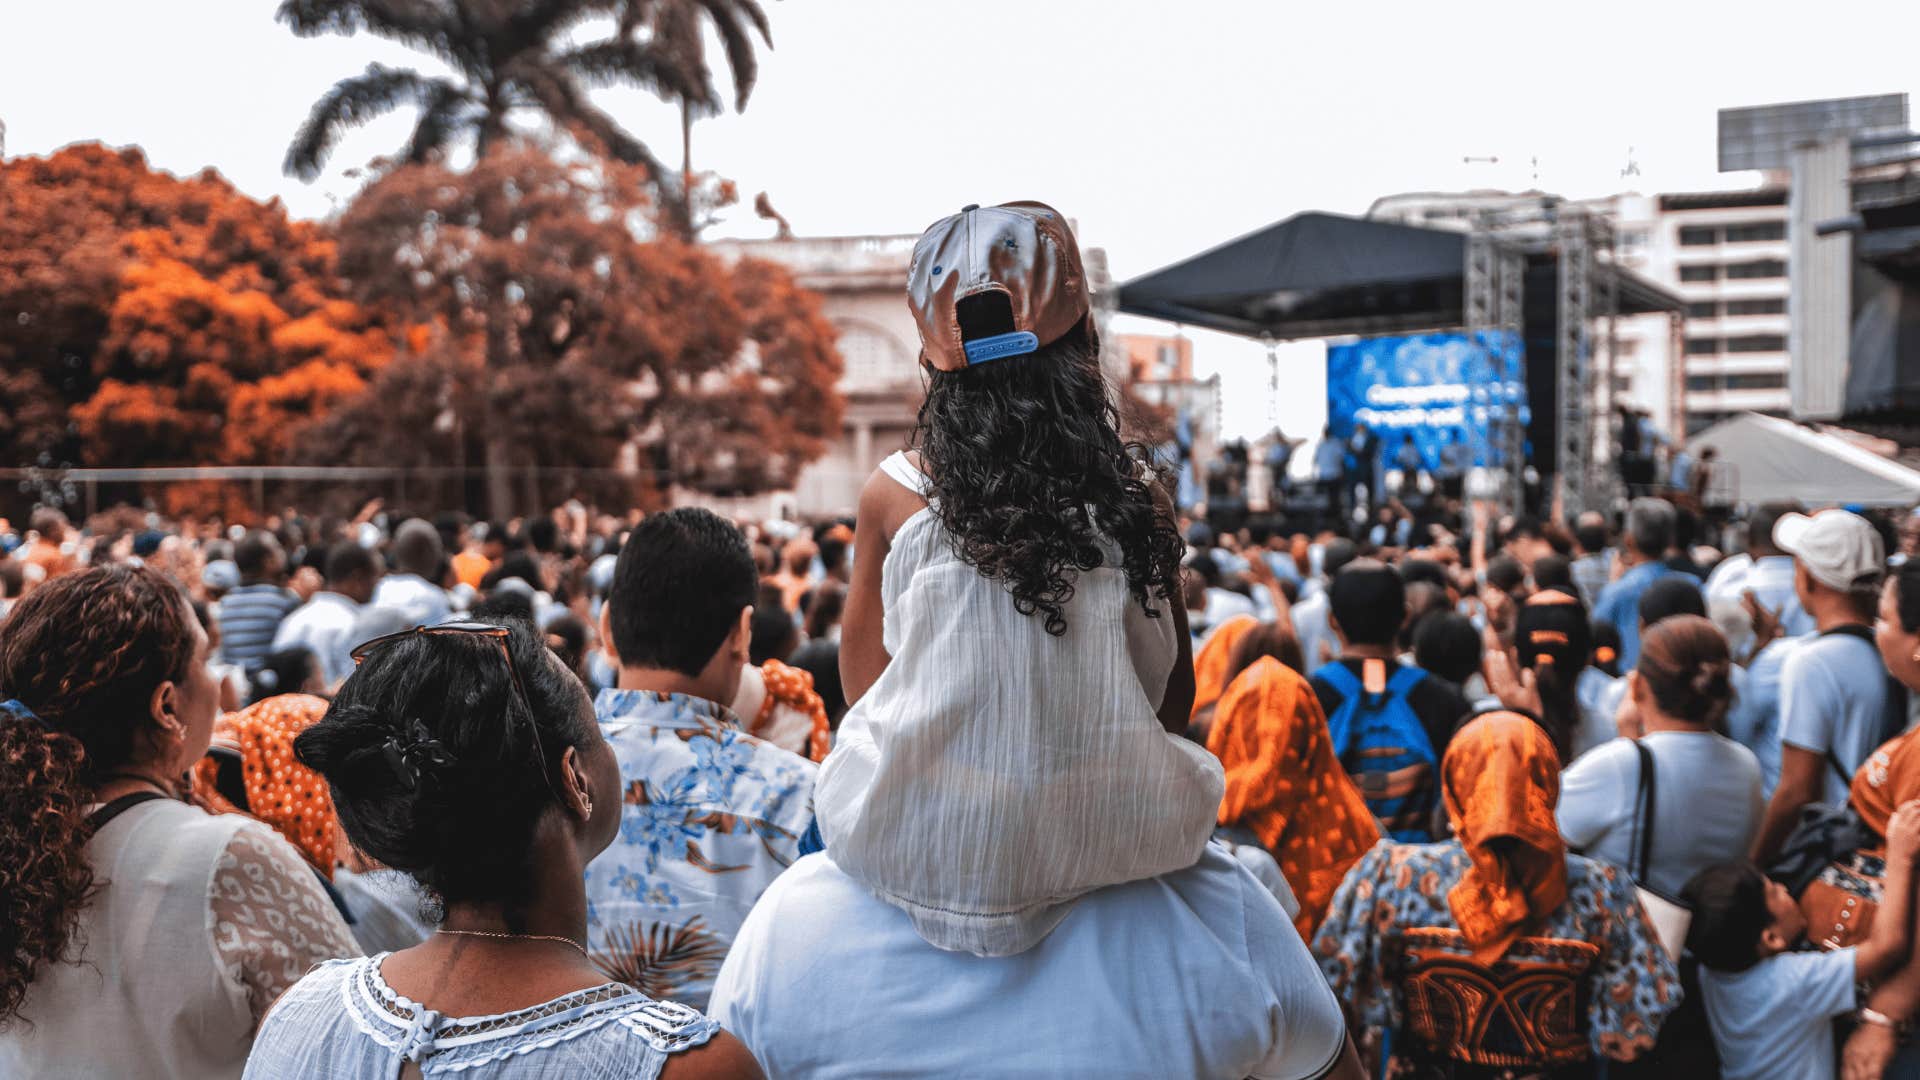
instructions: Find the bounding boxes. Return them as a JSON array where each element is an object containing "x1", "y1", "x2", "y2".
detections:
[{"x1": 1858, "y1": 800, "x2": 1920, "y2": 982}]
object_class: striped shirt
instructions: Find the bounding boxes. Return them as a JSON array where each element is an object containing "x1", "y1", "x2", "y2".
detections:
[{"x1": 217, "y1": 584, "x2": 299, "y2": 667}]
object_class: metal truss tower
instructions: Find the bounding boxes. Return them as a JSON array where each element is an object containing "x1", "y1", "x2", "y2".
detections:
[{"x1": 1465, "y1": 230, "x2": 1528, "y2": 511}]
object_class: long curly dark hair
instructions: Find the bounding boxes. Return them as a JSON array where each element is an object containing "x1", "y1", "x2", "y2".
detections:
[
  {"x1": 910, "y1": 321, "x2": 1184, "y2": 636},
  {"x1": 0, "y1": 565, "x2": 197, "y2": 1027}
]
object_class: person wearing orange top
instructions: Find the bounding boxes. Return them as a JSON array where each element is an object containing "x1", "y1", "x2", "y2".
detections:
[
  {"x1": 1207, "y1": 656, "x2": 1378, "y2": 939},
  {"x1": 1189, "y1": 613, "x2": 1259, "y2": 727}
]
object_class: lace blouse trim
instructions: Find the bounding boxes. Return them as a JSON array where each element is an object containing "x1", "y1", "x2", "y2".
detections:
[
  {"x1": 340, "y1": 954, "x2": 718, "y2": 1069},
  {"x1": 208, "y1": 819, "x2": 362, "y2": 1025}
]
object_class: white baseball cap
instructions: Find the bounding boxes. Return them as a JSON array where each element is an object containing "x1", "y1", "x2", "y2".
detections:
[{"x1": 1774, "y1": 509, "x2": 1885, "y2": 593}]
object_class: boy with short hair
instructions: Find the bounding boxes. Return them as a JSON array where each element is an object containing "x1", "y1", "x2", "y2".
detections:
[
  {"x1": 1684, "y1": 799, "x2": 1920, "y2": 1080},
  {"x1": 586, "y1": 507, "x2": 817, "y2": 1011}
]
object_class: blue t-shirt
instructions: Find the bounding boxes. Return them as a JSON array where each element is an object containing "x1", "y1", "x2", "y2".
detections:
[
  {"x1": 1701, "y1": 947, "x2": 1855, "y2": 1080},
  {"x1": 1591, "y1": 561, "x2": 1692, "y2": 670},
  {"x1": 1781, "y1": 631, "x2": 1894, "y2": 806}
]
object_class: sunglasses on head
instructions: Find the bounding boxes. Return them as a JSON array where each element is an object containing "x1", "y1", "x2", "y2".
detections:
[{"x1": 350, "y1": 621, "x2": 555, "y2": 792}]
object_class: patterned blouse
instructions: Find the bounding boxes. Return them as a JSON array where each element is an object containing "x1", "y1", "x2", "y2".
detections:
[
  {"x1": 1313, "y1": 841, "x2": 1680, "y2": 1073},
  {"x1": 243, "y1": 955, "x2": 718, "y2": 1078},
  {"x1": 584, "y1": 688, "x2": 817, "y2": 1012}
]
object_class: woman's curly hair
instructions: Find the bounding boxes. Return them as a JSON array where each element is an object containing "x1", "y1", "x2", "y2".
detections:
[
  {"x1": 0, "y1": 564, "x2": 196, "y2": 1027},
  {"x1": 910, "y1": 321, "x2": 1184, "y2": 635}
]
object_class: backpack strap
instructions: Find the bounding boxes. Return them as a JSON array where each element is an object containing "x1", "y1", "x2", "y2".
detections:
[
  {"x1": 1814, "y1": 624, "x2": 1903, "y2": 773},
  {"x1": 86, "y1": 790, "x2": 169, "y2": 833},
  {"x1": 1632, "y1": 740, "x2": 1657, "y2": 885},
  {"x1": 1386, "y1": 665, "x2": 1427, "y2": 697},
  {"x1": 1315, "y1": 661, "x2": 1362, "y2": 697}
]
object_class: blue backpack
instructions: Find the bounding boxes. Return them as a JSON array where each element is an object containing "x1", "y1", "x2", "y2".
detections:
[{"x1": 1316, "y1": 661, "x2": 1439, "y2": 842}]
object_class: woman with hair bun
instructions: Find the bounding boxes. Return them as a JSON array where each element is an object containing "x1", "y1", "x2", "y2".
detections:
[
  {"x1": 1557, "y1": 614, "x2": 1765, "y2": 898},
  {"x1": 242, "y1": 619, "x2": 761, "y2": 1079},
  {"x1": 0, "y1": 564, "x2": 359, "y2": 1079}
]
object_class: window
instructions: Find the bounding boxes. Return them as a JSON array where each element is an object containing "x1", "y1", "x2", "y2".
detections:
[
  {"x1": 1723, "y1": 220, "x2": 1786, "y2": 243},
  {"x1": 1726, "y1": 372, "x2": 1787, "y2": 390},
  {"x1": 1680, "y1": 264, "x2": 1719, "y2": 282},
  {"x1": 1725, "y1": 334, "x2": 1787, "y2": 353},
  {"x1": 1725, "y1": 297, "x2": 1786, "y2": 316},
  {"x1": 1612, "y1": 374, "x2": 1633, "y2": 393},
  {"x1": 1617, "y1": 229, "x2": 1649, "y2": 254},
  {"x1": 1686, "y1": 375, "x2": 1718, "y2": 392},
  {"x1": 1726, "y1": 259, "x2": 1787, "y2": 280},
  {"x1": 1679, "y1": 225, "x2": 1718, "y2": 246},
  {"x1": 1685, "y1": 337, "x2": 1720, "y2": 355},
  {"x1": 1687, "y1": 301, "x2": 1719, "y2": 319},
  {"x1": 836, "y1": 323, "x2": 912, "y2": 389}
]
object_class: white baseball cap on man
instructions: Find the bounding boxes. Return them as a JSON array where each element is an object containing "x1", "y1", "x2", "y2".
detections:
[{"x1": 1774, "y1": 509, "x2": 1885, "y2": 593}]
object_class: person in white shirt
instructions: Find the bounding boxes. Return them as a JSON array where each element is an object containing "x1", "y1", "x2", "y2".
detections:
[
  {"x1": 271, "y1": 541, "x2": 381, "y2": 688},
  {"x1": 1751, "y1": 509, "x2": 1895, "y2": 863},
  {"x1": 1705, "y1": 506, "x2": 1816, "y2": 650},
  {"x1": 369, "y1": 518, "x2": 452, "y2": 627},
  {"x1": 1558, "y1": 615, "x2": 1765, "y2": 898},
  {"x1": 713, "y1": 201, "x2": 1362, "y2": 1079}
]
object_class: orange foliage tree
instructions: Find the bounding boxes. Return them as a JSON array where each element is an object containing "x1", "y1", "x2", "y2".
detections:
[
  {"x1": 0, "y1": 143, "x2": 392, "y2": 514},
  {"x1": 302, "y1": 144, "x2": 841, "y2": 511}
]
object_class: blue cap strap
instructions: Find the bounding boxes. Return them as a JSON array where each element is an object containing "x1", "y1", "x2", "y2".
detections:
[
  {"x1": 1, "y1": 699, "x2": 45, "y2": 728},
  {"x1": 962, "y1": 331, "x2": 1040, "y2": 366}
]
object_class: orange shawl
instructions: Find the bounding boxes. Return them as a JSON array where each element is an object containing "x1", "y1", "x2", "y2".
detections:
[
  {"x1": 1191, "y1": 614, "x2": 1261, "y2": 722},
  {"x1": 191, "y1": 693, "x2": 340, "y2": 878},
  {"x1": 1208, "y1": 656, "x2": 1379, "y2": 937},
  {"x1": 1852, "y1": 726, "x2": 1920, "y2": 840},
  {"x1": 1442, "y1": 711, "x2": 1569, "y2": 964}
]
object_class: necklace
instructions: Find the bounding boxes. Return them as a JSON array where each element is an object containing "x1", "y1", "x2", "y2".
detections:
[{"x1": 436, "y1": 928, "x2": 588, "y2": 956}]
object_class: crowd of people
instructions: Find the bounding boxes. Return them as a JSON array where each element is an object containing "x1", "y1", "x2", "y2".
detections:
[{"x1": 6, "y1": 198, "x2": 1920, "y2": 1078}]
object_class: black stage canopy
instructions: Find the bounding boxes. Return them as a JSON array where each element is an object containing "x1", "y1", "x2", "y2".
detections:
[{"x1": 1117, "y1": 210, "x2": 1682, "y2": 343}]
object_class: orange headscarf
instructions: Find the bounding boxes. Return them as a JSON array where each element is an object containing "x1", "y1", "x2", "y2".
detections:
[
  {"x1": 1192, "y1": 614, "x2": 1261, "y2": 722},
  {"x1": 1208, "y1": 656, "x2": 1380, "y2": 937},
  {"x1": 1852, "y1": 727, "x2": 1920, "y2": 840},
  {"x1": 191, "y1": 694, "x2": 340, "y2": 879},
  {"x1": 1442, "y1": 711, "x2": 1569, "y2": 964}
]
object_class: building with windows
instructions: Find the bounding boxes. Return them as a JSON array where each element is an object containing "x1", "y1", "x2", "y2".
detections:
[
  {"x1": 1118, "y1": 333, "x2": 1222, "y2": 507},
  {"x1": 707, "y1": 233, "x2": 925, "y2": 516},
  {"x1": 1368, "y1": 186, "x2": 1794, "y2": 438},
  {"x1": 1655, "y1": 189, "x2": 1792, "y2": 431}
]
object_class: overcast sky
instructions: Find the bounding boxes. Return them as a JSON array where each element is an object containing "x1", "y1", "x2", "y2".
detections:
[{"x1": 5, "y1": 1, "x2": 1918, "y2": 438}]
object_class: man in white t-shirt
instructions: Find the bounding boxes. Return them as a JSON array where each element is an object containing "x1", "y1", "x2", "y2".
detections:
[
  {"x1": 272, "y1": 541, "x2": 381, "y2": 688},
  {"x1": 711, "y1": 844, "x2": 1349, "y2": 1079},
  {"x1": 1750, "y1": 509, "x2": 1894, "y2": 863},
  {"x1": 369, "y1": 519, "x2": 453, "y2": 627}
]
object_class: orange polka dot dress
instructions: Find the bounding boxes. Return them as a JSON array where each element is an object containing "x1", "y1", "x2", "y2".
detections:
[{"x1": 191, "y1": 693, "x2": 340, "y2": 879}]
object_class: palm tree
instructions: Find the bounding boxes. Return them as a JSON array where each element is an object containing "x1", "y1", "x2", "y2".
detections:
[
  {"x1": 280, "y1": 0, "x2": 768, "y2": 232},
  {"x1": 279, "y1": 0, "x2": 771, "y2": 515},
  {"x1": 615, "y1": 0, "x2": 770, "y2": 207}
]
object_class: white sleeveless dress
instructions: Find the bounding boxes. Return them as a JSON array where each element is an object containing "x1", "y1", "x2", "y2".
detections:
[{"x1": 813, "y1": 452, "x2": 1225, "y2": 956}]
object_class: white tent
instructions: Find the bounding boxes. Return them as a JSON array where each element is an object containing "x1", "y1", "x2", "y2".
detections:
[{"x1": 1689, "y1": 412, "x2": 1920, "y2": 507}]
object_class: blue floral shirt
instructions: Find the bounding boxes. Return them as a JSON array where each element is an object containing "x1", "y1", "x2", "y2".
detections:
[{"x1": 585, "y1": 689, "x2": 816, "y2": 1012}]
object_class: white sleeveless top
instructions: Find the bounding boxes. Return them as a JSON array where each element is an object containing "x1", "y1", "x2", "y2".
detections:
[{"x1": 814, "y1": 452, "x2": 1225, "y2": 956}]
